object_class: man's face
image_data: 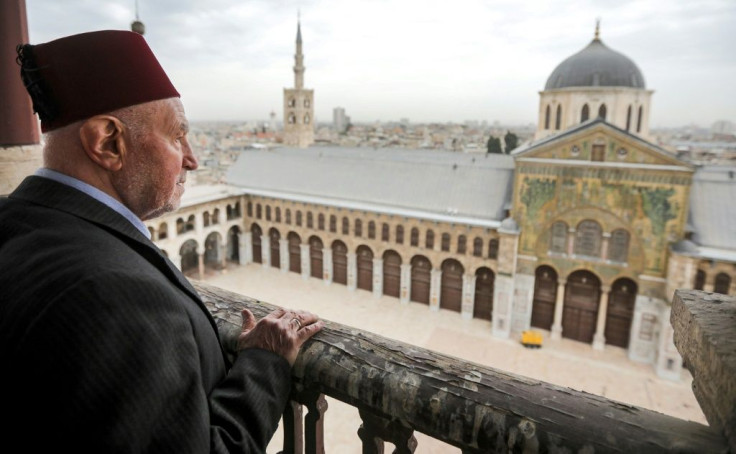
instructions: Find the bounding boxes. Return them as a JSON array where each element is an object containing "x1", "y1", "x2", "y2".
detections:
[{"x1": 118, "y1": 98, "x2": 198, "y2": 221}]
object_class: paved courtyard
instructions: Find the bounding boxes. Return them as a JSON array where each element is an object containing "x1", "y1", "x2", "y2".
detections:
[{"x1": 201, "y1": 263, "x2": 707, "y2": 453}]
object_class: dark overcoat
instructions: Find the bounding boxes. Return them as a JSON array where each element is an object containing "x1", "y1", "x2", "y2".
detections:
[{"x1": 0, "y1": 176, "x2": 291, "y2": 453}]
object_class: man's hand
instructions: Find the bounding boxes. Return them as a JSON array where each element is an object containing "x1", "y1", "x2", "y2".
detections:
[{"x1": 236, "y1": 308, "x2": 324, "y2": 366}]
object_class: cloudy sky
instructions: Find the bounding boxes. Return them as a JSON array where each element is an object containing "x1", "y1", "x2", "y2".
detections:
[{"x1": 24, "y1": 0, "x2": 736, "y2": 128}]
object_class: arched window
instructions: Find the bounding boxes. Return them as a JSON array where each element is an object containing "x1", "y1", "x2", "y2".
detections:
[
  {"x1": 714, "y1": 273, "x2": 731, "y2": 295},
  {"x1": 304, "y1": 114, "x2": 310, "y2": 124},
  {"x1": 544, "y1": 105, "x2": 551, "y2": 129},
  {"x1": 234, "y1": 203, "x2": 240, "y2": 217},
  {"x1": 473, "y1": 237, "x2": 482, "y2": 257},
  {"x1": 288, "y1": 98, "x2": 295, "y2": 107},
  {"x1": 488, "y1": 238, "x2": 499, "y2": 259},
  {"x1": 426, "y1": 230, "x2": 435, "y2": 249},
  {"x1": 368, "y1": 221, "x2": 376, "y2": 239},
  {"x1": 581, "y1": 104, "x2": 590, "y2": 122},
  {"x1": 555, "y1": 105, "x2": 562, "y2": 130},
  {"x1": 342, "y1": 217, "x2": 349, "y2": 235},
  {"x1": 247, "y1": 202, "x2": 253, "y2": 217},
  {"x1": 256, "y1": 204, "x2": 262, "y2": 219},
  {"x1": 306, "y1": 212, "x2": 313, "y2": 228},
  {"x1": 296, "y1": 210, "x2": 302, "y2": 227},
  {"x1": 574, "y1": 220, "x2": 602, "y2": 257},
  {"x1": 410, "y1": 228, "x2": 419, "y2": 246},
  {"x1": 158, "y1": 222, "x2": 168, "y2": 240},
  {"x1": 203, "y1": 212, "x2": 210, "y2": 227},
  {"x1": 288, "y1": 114, "x2": 296, "y2": 124},
  {"x1": 457, "y1": 235, "x2": 467, "y2": 254},
  {"x1": 637, "y1": 106, "x2": 643, "y2": 132},
  {"x1": 608, "y1": 229, "x2": 630, "y2": 263},
  {"x1": 275, "y1": 207, "x2": 281, "y2": 223},
  {"x1": 626, "y1": 105, "x2": 632, "y2": 131},
  {"x1": 329, "y1": 215, "x2": 337, "y2": 233},
  {"x1": 396, "y1": 226, "x2": 404, "y2": 244},
  {"x1": 549, "y1": 221, "x2": 567, "y2": 253},
  {"x1": 317, "y1": 213, "x2": 324, "y2": 230},
  {"x1": 148, "y1": 226, "x2": 155, "y2": 238},
  {"x1": 598, "y1": 104, "x2": 607, "y2": 120},
  {"x1": 381, "y1": 223, "x2": 390, "y2": 242},
  {"x1": 355, "y1": 219, "x2": 362, "y2": 237},
  {"x1": 186, "y1": 215, "x2": 195, "y2": 232},
  {"x1": 285, "y1": 209, "x2": 291, "y2": 225},
  {"x1": 213, "y1": 208, "x2": 220, "y2": 224},
  {"x1": 265, "y1": 206, "x2": 271, "y2": 221},
  {"x1": 304, "y1": 99, "x2": 310, "y2": 108},
  {"x1": 441, "y1": 233, "x2": 451, "y2": 252},
  {"x1": 176, "y1": 218, "x2": 185, "y2": 234}
]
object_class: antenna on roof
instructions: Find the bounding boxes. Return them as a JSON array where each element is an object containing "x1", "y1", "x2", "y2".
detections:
[{"x1": 594, "y1": 18, "x2": 601, "y2": 40}]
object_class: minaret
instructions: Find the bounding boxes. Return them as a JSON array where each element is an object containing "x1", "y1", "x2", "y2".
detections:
[
  {"x1": 283, "y1": 15, "x2": 314, "y2": 148},
  {"x1": 131, "y1": 0, "x2": 145, "y2": 35},
  {"x1": 0, "y1": 0, "x2": 43, "y2": 195}
]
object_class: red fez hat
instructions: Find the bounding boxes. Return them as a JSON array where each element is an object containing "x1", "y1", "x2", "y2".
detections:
[{"x1": 17, "y1": 30, "x2": 180, "y2": 132}]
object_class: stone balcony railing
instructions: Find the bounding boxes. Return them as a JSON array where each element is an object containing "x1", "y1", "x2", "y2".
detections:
[{"x1": 195, "y1": 282, "x2": 733, "y2": 453}]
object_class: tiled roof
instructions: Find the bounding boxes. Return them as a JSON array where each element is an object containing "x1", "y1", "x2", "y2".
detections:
[{"x1": 226, "y1": 146, "x2": 515, "y2": 222}]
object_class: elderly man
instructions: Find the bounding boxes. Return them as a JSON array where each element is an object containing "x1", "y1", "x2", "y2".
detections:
[{"x1": 0, "y1": 30, "x2": 322, "y2": 453}]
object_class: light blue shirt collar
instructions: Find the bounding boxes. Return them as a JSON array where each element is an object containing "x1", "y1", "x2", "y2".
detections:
[{"x1": 34, "y1": 168, "x2": 151, "y2": 240}]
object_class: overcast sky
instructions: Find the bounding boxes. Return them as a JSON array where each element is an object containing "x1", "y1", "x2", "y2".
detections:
[{"x1": 24, "y1": 0, "x2": 736, "y2": 128}]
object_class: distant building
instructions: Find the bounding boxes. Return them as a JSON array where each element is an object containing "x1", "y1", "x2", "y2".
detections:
[
  {"x1": 711, "y1": 120, "x2": 734, "y2": 135},
  {"x1": 333, "y1": 107, "x2": 350, "y2": 133},
  {"x1": 148, "y1": 23, "x2": 735, "y2": 381},
  {"x1": 283, "y1": 19, "x2": 314, "y2": 148},
  {"x1": 535, "y1": 21, "x2": 652, "y2": 141}
]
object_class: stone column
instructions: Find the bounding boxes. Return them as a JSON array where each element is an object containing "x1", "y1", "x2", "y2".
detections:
[
  {"x1": 550, "y1": 278, "x2": 566, "y2": 340},
  {"x1": 400, "y1": 263, "x2": 411, "y2": 304},
  {"x1": 300, "y1": 243, "x2": 310, "y2": 280},
  {"x1": 600, "y1": 232, "x2": 611, "y2": 261},
  {"x1": 592, "y1": 285, "x2": 611, "y2": 350},
  {"x1": 347, "y1": 252, "x2": 357, "y2": 291},
  {"x1": 372, "y1": 258, "x2": 383, "y2": 298},
  {"x1": 461, "y1": 274, "x2": 477, "y2": 320},
  {"x1": 430, "y1": 268, "x2": 442, "y2": 312},
  {"x1": 261, "y1": 235, "x2": 271, "y2": 269},
  {"x1": 279, "y1": 238, "x2": 289, "y2": 273},
  {"x1": 322, "y1": 248, "x2": 333, "y2": 284},
  {"x1": 196, "y1": 245, "x2": 205, "y2": 280},
  {"x1": 567, "y1": 228, "x2": 576, "y2": 255},
  {"x1": 241, "y1": 231, "x2": 253, "y2": 264}
]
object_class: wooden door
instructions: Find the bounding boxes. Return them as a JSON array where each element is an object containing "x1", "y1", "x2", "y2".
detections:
[
  {"x1": 473, "y1": 267, "x2": 494, "y2": 320},
  {"x1": 605, "y1": 278, "x2": 637, "y2": 348},
  {"x1": 288, "y1": 233, "x2": 301, "y2": 274},
  {"x1": 309, "y1": 237, "x2": 323, "y2": 279},
  {"x1": 562, "y1": 270, "x2": 600, "y2": 343},
  {"x1": 251, "y1": 224, "x2": 262, "y2": 264},
  {"x1": 332, "y1": 241, "x2": 348, "y2": 285},
  {"x1": 410, "y1": 256, "x2": 431, "y2": 305},
  {"x1": 269, "y1": 229, "x2": 280, "y2": 269},
  {"x1": 531, "y1": 266, "x2": 557, "y2": 330},
  {"x1": 383, "y1": 251, "x2": 401, "y2": 298},
  {"x1": 440, "y1": 259, "x2": 463, "y2": 313},
  {"x1": 357, "y1": 246, "x2": 373, "y2": 291}
]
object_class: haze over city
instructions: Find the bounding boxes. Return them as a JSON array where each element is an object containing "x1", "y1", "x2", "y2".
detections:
[{"x1": 25, "y1": 0, "x2": 736, "y2": 127}]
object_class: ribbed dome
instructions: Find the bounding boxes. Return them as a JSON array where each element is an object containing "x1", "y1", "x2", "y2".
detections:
[{"x1": 545, "y1": 37, "x2": 645, "y2": 90}]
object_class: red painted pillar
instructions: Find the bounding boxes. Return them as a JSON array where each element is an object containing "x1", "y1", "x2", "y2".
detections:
[{"x1": 1, "y1": 0, "x2": 39, "y2": 146}]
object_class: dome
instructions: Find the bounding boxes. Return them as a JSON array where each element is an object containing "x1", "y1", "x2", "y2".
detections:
[{"x1": 544, "y1": 30, "x2": 645, "y2": 90}]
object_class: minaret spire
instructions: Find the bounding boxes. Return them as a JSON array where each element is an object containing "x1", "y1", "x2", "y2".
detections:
[
  {"x1": 594, "y1": 18, "x2": 601, "y2": 40},
  {"x1": 293, "y1": 13, "x2": 305, "y2": 89}
]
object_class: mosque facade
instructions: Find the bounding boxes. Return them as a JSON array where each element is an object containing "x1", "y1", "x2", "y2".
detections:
[{"x1": 146, "y1": 26, "x2": 735, "y2": 380}]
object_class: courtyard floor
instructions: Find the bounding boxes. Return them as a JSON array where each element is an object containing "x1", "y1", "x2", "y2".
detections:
[{"x1": 200, "y1": 262, "x2": 707, "y2": 453}]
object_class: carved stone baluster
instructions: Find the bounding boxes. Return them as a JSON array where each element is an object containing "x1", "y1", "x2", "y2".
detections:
[
  {"x1": 280, "y1": 400, "x2": 304, "y2": 454},
  {"x1": 358, "y1": 409, "x2": 417, "y2": 454},
  {"x1": 303, "y1": 392, "x2": 328, "y2": 454}
]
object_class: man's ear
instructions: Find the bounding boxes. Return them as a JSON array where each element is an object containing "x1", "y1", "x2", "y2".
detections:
[{"x1": 79, "y1": 115, "x2": 127, "y2": 171}]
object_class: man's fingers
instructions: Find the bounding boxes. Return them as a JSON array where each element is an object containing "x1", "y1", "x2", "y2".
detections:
[
  {"x1": 297, "y1": 320, "x2": 324, "y2": 342},
  {"x1": 241, "y1": 309, "x2": 256, "y2": 331}
]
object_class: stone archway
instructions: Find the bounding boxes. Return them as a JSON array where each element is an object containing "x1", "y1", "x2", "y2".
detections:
[
  {"x1": 356, "y1": 245, "x2": 374, "y2": 291},
  {"x1": 309, "y1": 236, "x2": 323, "y2": 279},
  {"x1": 383, "y1": 250, "x2": 401, "y2": 298},
  {"x1": 332, "y1": 240, "x2": 348, "y2": 285},
  {"x1": 251, "y1": 223, "x2": 262, "y2": 264},
  {"x1": 269, "y1": 228, "x2": 281, "y2": 269},
  {"x1": 605, "y1": 278, "x2": 637, "y2": 348},
  {"x1": 204, "y1": 232, "x2": 223, "y2": 271},
  {"x1": 287, "y1": 232, "x2": 301, "y2": 274},
  {"x1": 227, "y1": 226, "x2": 240, "y2": 264},
  {"x1": 440, "y1": 259, "x2": 464, "y2": 313},
  {"x1": 473, "y1": 267, "x2": 494, "y2": 320},
  {"x1": 562, "y1": 270, "x2": 601, "y2": 343},
  {"x1": 531, "y1": 266, "x2": 557, "y2": 330},
  {"x1": 410, "y1": 255, "x2": 432, "y2": 305},
  {"x1": 179, "y1": 239, "x2": 199, "y2": 276}
]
